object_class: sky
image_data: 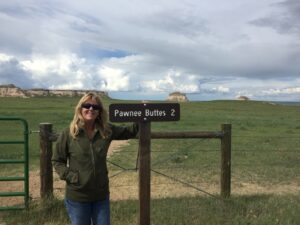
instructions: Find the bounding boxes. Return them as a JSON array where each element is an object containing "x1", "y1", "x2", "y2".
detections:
[{"x1": 0, "y1": 0, "x2": 300, "y2": 101}]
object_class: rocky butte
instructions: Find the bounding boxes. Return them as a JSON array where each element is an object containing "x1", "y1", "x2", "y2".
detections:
[
  {"x1": 167, "y1": 91, "x2": 189, "y2": 102},
  {"x1": 0, "y1": 84, "x2": 26, "y2": 97},
  {"x1": 0, "y1": 84, "x2": 108, "y2": 98}
]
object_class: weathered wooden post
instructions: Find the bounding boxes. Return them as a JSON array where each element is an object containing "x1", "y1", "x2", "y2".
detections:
[
  {"x1": 39, "y1": 123, "x2": 53, "y2": 199},
  {"x1": 220, "y1": 124, "x2": 231, "y2": 198},
  {"x1": 109, "y1": 103, "x2": 180, "y2": 225},
  {"x1": 138, "y1": 122, "x2": 151, "y2": 225}
]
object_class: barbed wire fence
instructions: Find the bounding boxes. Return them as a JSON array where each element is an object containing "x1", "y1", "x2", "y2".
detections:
[
  {"x1": 104, "y1": 132, "x2": 300, "y2": 224},
  {"x1": 107, "y1": 134, "x2": 300, "y2": 202},
  {"x1": 0, "y1": 120, "x2": 299, "y2": 224},
  {"x1": 19, "y1": 125, "x2": 299, "y2": 201}
]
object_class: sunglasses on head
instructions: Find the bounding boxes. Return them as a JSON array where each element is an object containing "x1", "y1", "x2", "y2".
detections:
[{"x1": 81, "y1": 103, "x2": 102, "y2": 110}]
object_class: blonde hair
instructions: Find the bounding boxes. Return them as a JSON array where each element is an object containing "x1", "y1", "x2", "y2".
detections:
[{"x1": 69, "y1": 92, "x2": 111, "y2": 139}]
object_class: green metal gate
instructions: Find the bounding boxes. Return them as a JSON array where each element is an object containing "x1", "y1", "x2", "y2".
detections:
[{"x1": 0, "y1": 117, "x2": 29, "y2": 210}]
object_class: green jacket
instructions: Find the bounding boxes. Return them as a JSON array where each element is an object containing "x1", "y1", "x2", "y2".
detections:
[{"x1": 52, "y1": 123, "x2": 139, "y2": 202}]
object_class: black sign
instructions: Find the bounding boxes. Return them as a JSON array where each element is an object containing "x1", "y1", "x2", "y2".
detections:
[{"x1": 109, "y1": 103, "x2": 180, "y2": 122}]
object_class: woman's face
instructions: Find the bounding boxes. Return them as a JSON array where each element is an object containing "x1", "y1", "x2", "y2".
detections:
[{"x1": 80, "y1": 98, "x2": 101, "y2": 123}]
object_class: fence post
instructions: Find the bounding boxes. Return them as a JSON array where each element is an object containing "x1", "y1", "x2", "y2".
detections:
[
  {"x1": 138, "y1": 122, "x2": 151, "y2": 225},
  {"x1": 220, "y1": 124, "x2": 231, "y2": 198},
  {"x1": 39, "y1": 123, "x2": 53, "y2": 199}
]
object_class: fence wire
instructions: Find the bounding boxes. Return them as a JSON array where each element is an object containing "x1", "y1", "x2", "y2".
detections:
[
  {"x1": 2, "y1": 126, "x2": 299, "y2": 214},
  {"x1": 106, "y1": 134, "x2": 300, "y2": 203}
]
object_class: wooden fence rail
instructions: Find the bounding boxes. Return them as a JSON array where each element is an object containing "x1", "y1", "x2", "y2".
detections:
[{"x1": 39, "y1": 123, "x2": 231, "y2": 199}]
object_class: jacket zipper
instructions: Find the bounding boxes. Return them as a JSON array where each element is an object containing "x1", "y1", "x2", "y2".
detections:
[{"x1": 90, "y1": 141, "x2": 96, "y2": 177}]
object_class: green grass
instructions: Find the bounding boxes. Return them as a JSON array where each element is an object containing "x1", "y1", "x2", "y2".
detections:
[
  {"x1": 2, "y1": 195, "x2": 300, "y2": 225},
  {"x1": 0, "y1": 97, "x2": 300, "y2": 224}
]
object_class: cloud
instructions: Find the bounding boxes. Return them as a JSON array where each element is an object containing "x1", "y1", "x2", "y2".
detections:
[
  {"x1": 262, "y1": 86, "x2": 300, "y2": 95},
  {"x1": 98, "y1": 66, "x2": 129, "y2": 91},
  {"x1": 211, "y1": 86, "x2": 230, "y2": 93},
  {"x1": 1, "y1": 51, "x2": 299, "y2": 101},
  {"x1": 0, "y1": 53, "x2": 34, "y2": 88},
  {"x1": 20, "y1": 53, "x2": 92, "y2": 89},
  {"x1": 0, "y1": 1, "x2": 300, "y2": 101},
  {"x1": 141, "y1": 69, "x2": 200, "y2": 93},
  {"x1": 250, "y1": 0, "x2": 300, "y2": 35},
  {"x1": 0, "y1": 53, "x2": 13, "y2": 61}
]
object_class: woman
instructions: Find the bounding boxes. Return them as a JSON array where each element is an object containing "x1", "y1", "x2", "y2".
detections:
[{"x1": 52, "y1": 92, "x2": 139, "y2": 225}]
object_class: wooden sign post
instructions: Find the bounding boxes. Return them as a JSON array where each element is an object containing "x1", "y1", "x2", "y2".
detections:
[
  {"x1": 138, "y1": 121, "x2": 151, "y2": 225},
  {"x1": 109, "y1": 103, "x2": 180, "y2": 225}
]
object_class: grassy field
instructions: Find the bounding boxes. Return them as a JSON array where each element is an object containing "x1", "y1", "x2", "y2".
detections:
[{"x1": 0, "y1": 96, "x2": 300, "y2": 224}]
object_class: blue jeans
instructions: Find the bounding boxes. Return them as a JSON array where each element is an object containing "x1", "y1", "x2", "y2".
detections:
[{"x1": 65, "y1": 196, "x2": 110, "y2": 225}]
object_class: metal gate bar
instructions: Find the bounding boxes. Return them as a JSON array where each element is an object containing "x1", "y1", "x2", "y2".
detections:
[{"x1": 0, "y1": 117, "x2": 29, "y2": 210}]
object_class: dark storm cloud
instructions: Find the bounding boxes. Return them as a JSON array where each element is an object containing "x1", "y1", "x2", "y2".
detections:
[
  {"x1": 250, "y1": 0, "x2": 300, "y2": 35},
  {"x1": 0, "y1": 58, "x2": 34, "y2": 88}
]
